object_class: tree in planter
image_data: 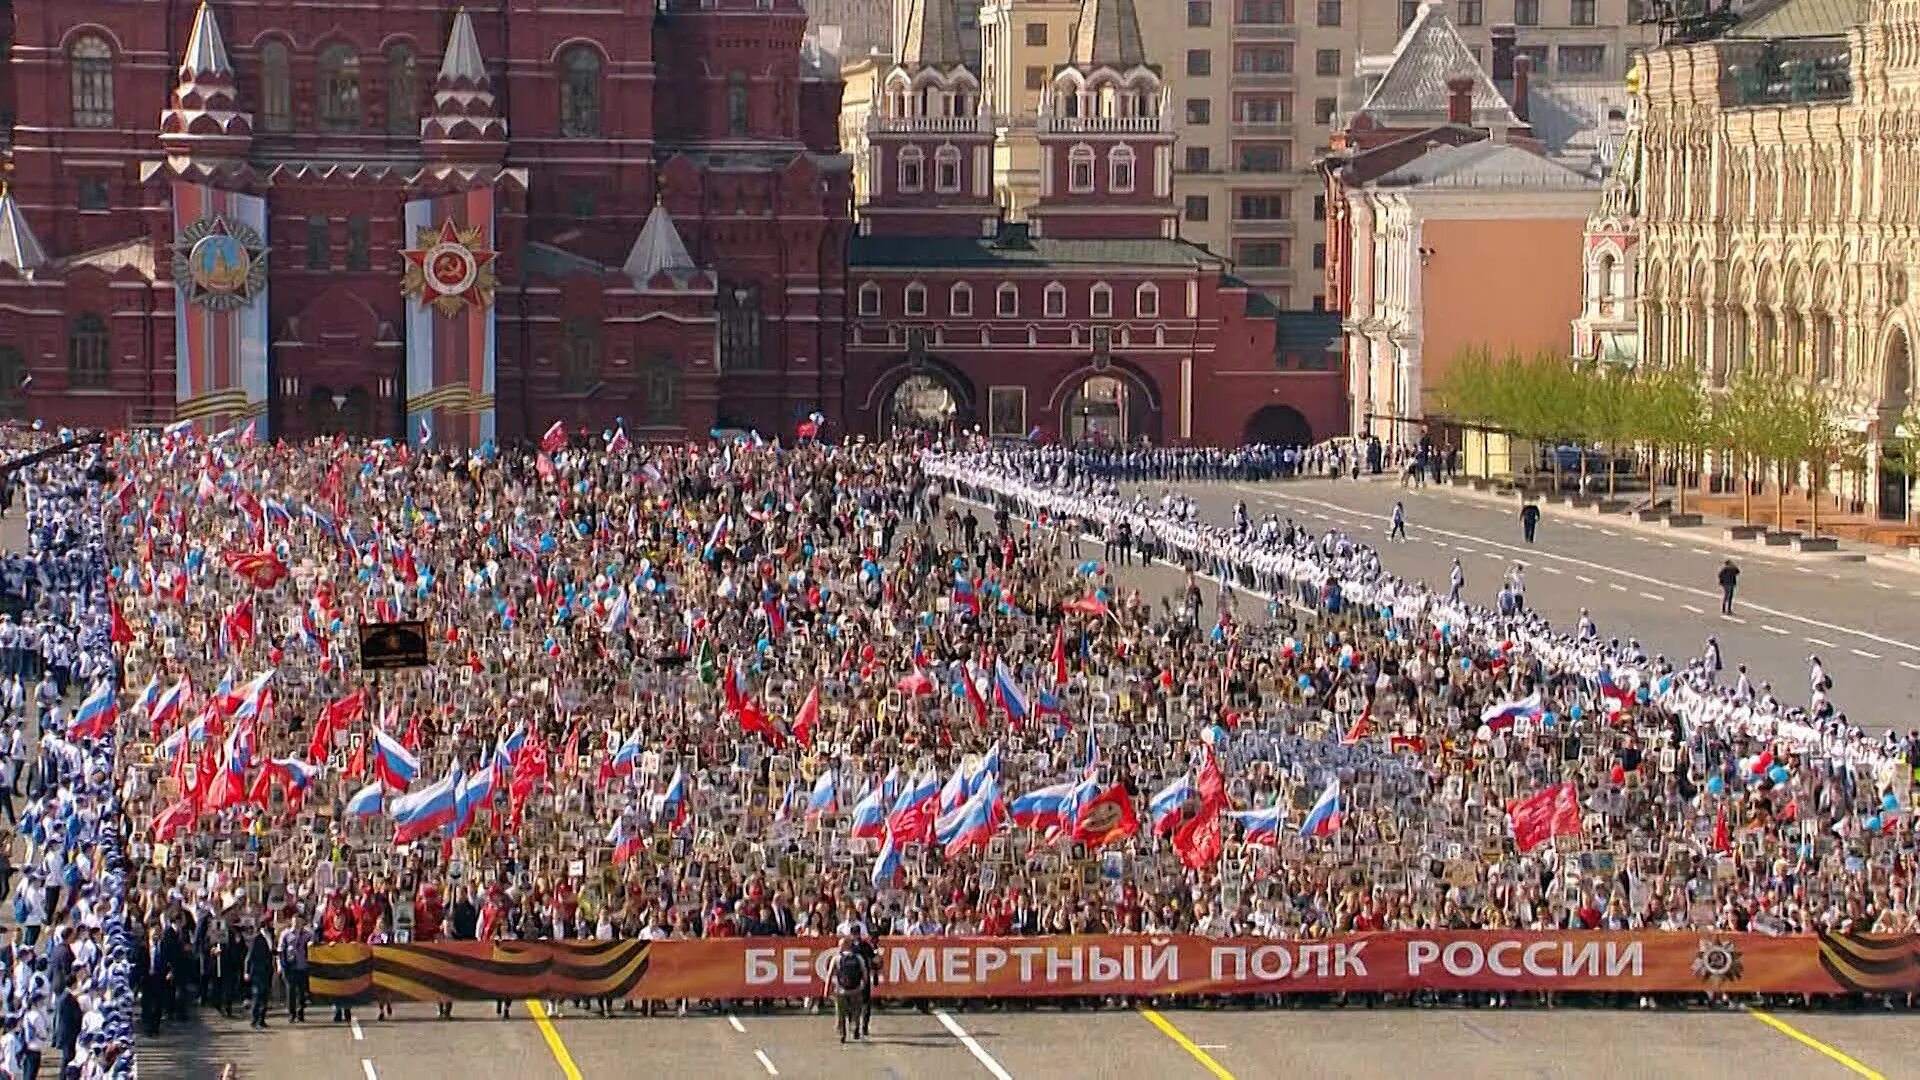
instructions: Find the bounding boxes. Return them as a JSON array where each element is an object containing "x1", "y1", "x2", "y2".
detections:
[
  {"x1": 1887, "y1": 400, "x2": 1920, "y2": 526},
  {"x1": 1507, "y1": 351, "x2": 1587, "y2": 494},
  {"x1": 1772, "y1": 381, "x2": 1861, "y2": 538},
  {"x1": 1719, "y1": 371, "x2": 1785, "y2": 526},
  {"x1": 1578, "y1": 362, "x2": 1635, "y2": 498},
  {"x1": 1631, "y1": 365, "x2": 1714, "y2": 516},
  {"x1": 1434, "y1": 346, "x2": 1501, "y2": 476}
]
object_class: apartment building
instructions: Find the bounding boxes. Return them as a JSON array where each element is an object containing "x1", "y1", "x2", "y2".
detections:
[{"x1": 1136, "y1": 0, "x2": 1660, "y2": 310}]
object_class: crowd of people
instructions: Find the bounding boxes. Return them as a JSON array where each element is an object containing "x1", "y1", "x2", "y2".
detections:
[
  {"x1": 2, "y1": 430, "x2": 140, "y2": 1079},
  {"x1": 3, "y1": 420, "x2": 1918, "y2": 1069}
]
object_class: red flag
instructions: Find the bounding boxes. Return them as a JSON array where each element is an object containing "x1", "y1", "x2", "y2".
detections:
[
  {"x1": 790, "y1": 686, "x2": 820, "y2": 748},
  {"x1": 109, "y1": 597, "x2": 134, "y2": 647},
  {"x1": 1071, "y1": 783, "x2": 1140, "y2": 848},
  {"x1": 224, "y1": 599, "x2": 256, "y2": 648},
  {"x1": 246, "y1": 765, "x2": 274, "y2": 807},
  {"x1": 511, "y1": 743, "x2": 550, "y2": 808},
  {"x1": 1712, "y1": 805, "x2": 1732, "y2": 854},
  {"x1": 150, "y1": 797, "x2": 197, "y2": 843},
  {"x1": 560, "y1": 723, "x2": 582, "y2": 777},
  {"x1": 738, "y1": 700, "x2": 787, "y2": 749},
  {"x1": 345, "y1": 737, "x2": 368, "y2": 780},
  {"x1": 540, "y1": 420, "x2": 568, "y2": 453},
  {"x1": 1509, "y1": 782, "x2": 1582, "y2": 853},
  {"x1": 1194, "y1": 749, "x2": 1227, "y2": 811},
  {"x1": 1052, "y1": 624, "x2": 1069, "y2": 687},
  {"x1": 958, "y1": 663, "x2": 989, "y2": 727},
  {"x1": 221, "y1": 549, "x2": 288, "y2": 589},
  {"x1": 1172, "y1": 806, "x2": 1222, "y2": 869},
  {"x1": 1341, "y1": 701, "x2": 1373, "y2": 747},
  {"x1": 169, "y1": 571, "x2": 188, "y2": 605}
]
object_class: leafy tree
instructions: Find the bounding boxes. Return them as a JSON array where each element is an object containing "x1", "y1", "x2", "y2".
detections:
[
  {"x1": 1718, "y1": 371, "x2": 1783, "y2": 526},
  {"x1": 1631, "y1": 364, "x2": 1713, "y2": 516}
]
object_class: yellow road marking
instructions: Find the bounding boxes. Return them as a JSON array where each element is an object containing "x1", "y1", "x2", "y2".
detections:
[
  {"x1": 1747, "y1": 1008, "x2": 1886, "y2": 1080},
  {"x1": 525, "y1": 999, "x2": 585, "y2": 1080},
  {"x1": 1138, "y1": 1007, "x2": 1237, "y2": 1080}
]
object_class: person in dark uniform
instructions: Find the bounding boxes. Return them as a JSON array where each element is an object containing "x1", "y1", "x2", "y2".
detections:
[
  {"x1": 245, "y1": 921, "x2": 275, "y2": 1029},
  {"x1": 1520, "y1": 502, "x2": 1541, "y2": 545},
  {"x1": 1717, "y1": 559, "x2": 1740, "y2": 615}
]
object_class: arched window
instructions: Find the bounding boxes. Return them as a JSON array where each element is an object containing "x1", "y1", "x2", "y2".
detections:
[
  {"x1": 1044, "y1": 281, "x2": 1067, "y2": 318},
  {"x1": 1109, "y1": 145, "x2": 1135, "y2": 193},
  {"x1": 950, "y1": 283, "x2": 972, "y2": 317},
  {"x1": 560, "y1": 319, "x2": 602, "y2": 393},
  {"x1": 69, "y1": 35, "x2": 115, "y2": 128},
  {"x1": 904, "y1": 282, "x2": 927, "y2": 316},
  {"x1": 258, "y1": 41, "x2": 292, "y2": 132},
  {"x1": 898, "y1": 146, "x2": 925, "y2": 193},
  {"x1": 1595, "y1": 252, "x2": 1617, "y2": 314},
  {"x1": 727, "y1": 71, "x2": 750, "y2": 136},
  {"x1": 317, "y1": 44, "x2": 361, "y2": 131},
  {"x1": 1068, "y1": 144, "x2": 1096, "y2": 193},
  {"x1": 1136, "y1": 283, "x2": 1158, "y2": 318},
  {"x1": 996, "y1": 282, "x2": 1019, "y2": 317},
  {"x1": 719, "y1": 283, "x2": 764, "y2": 370},
  {"x1": 386, "y1": 44, "x2": 417, "y2": 136},
  {"x1": 935, "y1": 144, "x2": 962, "y2": 193},
  {"x1": 560, "y1": 46, "x2": 602, "y2": 138},
  {"x1": 1090, "y1": 283, "x2": 1112, "y2": 318},
  {"x1": 858, "y1": 282, "x2": 881, "y2": 316},
  {"x1": 68, "y1": 314, "x2": 110, "y2": 388},
  {"x1": 639, "y1": 353, "x2": 680, "y2": 426}
]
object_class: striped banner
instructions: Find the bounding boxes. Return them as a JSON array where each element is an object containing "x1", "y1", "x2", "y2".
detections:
[
  {"x1": 403, "y1": 189, "x2": 498, "y2": 449},
  {"x1": 171, "y1": 183, "x2": 270, "y2": 436},
  {"x1": 309, "y1": 940, "x2": 653, "y2": 1003}
]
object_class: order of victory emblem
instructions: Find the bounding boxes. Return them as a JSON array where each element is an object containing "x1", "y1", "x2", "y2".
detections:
[
  {"x1": 173, "y1": 217, "x2": 269, "y2": 311},
  {"x1": 401, "y1": 218, "x2": 499, "y2": 317}
]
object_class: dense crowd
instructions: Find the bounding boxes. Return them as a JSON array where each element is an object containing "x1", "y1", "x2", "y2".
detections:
[
  {"x1": 4, "y1": 421, "x2": 1918, "y2": 1061},
  {"x1": 2, "y1": 430, "x2": 140, "y2": 1079}
]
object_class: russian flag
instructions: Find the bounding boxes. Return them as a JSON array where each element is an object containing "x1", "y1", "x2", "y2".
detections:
[
  {"x1": 849, "y1": 783, "x2": 887, "y2": 839},
  {"x1": 936, "y1": 779, "x2": 1002, "y2": 854},
  {"x1": 607, "y1": 816, "x2": 645, "y2": 864},
  {"x1": 939, "y1": 762, "x2": 970, "y2": 815},
  {"x1": 304, "y1": 505, "x2": 342, "y2": 544},
  {"x1": 492, "y1": 725, "x2": 528, "y2": 776},
  {"x1": 703, "y1": 515, "x2": 731, "y2": 560},
  {"x1": 263, "y1": 499, "x2": 293, "y2": 531},
  {"x1": 1009, "y1": 780, "x2": 1080, "y2": 831},
  {"x1": 270, "y1": 756, "x2": 321, "y2": 798},
  {"x1": 151, "y1": 677, "x2": 190, "y2": 731},
  {"x1": 607, "y1": 427, "x2": 630, "y2": 455},
  {"x1": 968, "y1": 744, "x2": 1001, "y2": 799},
  {"x1": 952, "y1": 576, "x2": 979, "y2": 614},
  {"x1": 807, "y1": 770, "x2": 837, "y2": 819},
  {"x1": 993, "y1": 660, "x2": 1030, "y2": 722},
  {"x1": 163, "y1": 418, "x2": 195, "y2": 439},
  {"x1": 656, "y1": 769, "x2": 690, "y2": 828},
  {"x1": 762, "y1": 598, "x2": 786, "y2": 638},
  {"x1": 887, "y1": 770, "x2": 941, "y2": 842},
  {"x1": 372, "y1": 728, "x2": 419, "y2": 788},
  {"x1": 68, "y1": 681, "x2": 118, "y2": 740},
  {"x1": 391, "y1": 769, "x2": 460, "y2": 844},
  {"x1": 133, "y1": 676, "x2": 160, "y2": 718},
  {"x1": 1300, "y1": 777, "x2": 1342, "y2": 837},
  {"x1": 604, "y1": 589, "x2": 631, "y2": 635},
  {"x1": 1078, "y1": 725, "x2": 1100, "y2": 774},
  {"x1": 230, "y1": 671, "x2": 274, "y2": 725},
  {"x1": 609, "y1": 728, "x2": 643, "y2": 776},
  {"x1": 871, "y1": 822, "x2": 903, "y2": 888},
  {"x1": 1149, "y1": 775, "x2": 1194, "y2": 835},
  {"x1": 345, "y1": 782, "x2": 385, "y2": 818},
  {"x1": 1228, "y1": 803, "x2": 1286, "y2": 846},
  {"x1": 1597, "y1": 668, "x2": 1634, "y2": 713},
  {"x1": 1480, "y1": 690, "x2": 1543, "y2": 732},
  {"x1": 453, "y1": 767, "x2": 495, "y2": 836},
  {"x1": 157, "y1": 726, "x2": 188, "y2": 760},
  {"x1": 957, "y1": 663, "x2": 989, "y2": 726}
]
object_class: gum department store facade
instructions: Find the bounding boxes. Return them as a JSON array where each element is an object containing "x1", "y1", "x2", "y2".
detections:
[
  {"x1": 1630, "y1": 0, "x2": 1920, "y2": 517},
  {"x1": 0, "y1": 0, "x2": 1342, "y2": 446}
]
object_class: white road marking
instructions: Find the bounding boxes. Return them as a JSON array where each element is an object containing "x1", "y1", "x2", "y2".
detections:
[
  {"x1": 1852, "y1": 648, "x2": 1883, "y2": 659},
  {"x1": 1723, "y1": 615, "x2": 1747, "y2": 624},
  {"x1": 1634, "y1": 536, "x2": 1652, "y2": 543},
  {"x1": 754, "y1": 1049, "x2": 780, "y2": 1076},
  {"x1": 1638, "y1": 592, "x2": 1664, "y2": 602},
  {"x1": 1693, "y1": 548, "x2": 1713, "y2": 556},
  {"x1": 1874, "y1": 582, "x2": 1895, "y2": 590},
  {"x1": 1806, "y1": 638, "x2": 1837, "y2": 649},
  {"x1": 1794, "y1": 566, "x2": 1814, "y2": 574},
  {"x1": 1660, "y1": 542, "x2": 1676, "y2": 549},
  {"x1": 1570, "y1": 522, "x2": 1593, "y2": 530},
  {"x1": 1599, "y1": 529, "x2": 1618, "y2": 537},
  {"x1": 1762, "y1": 625, "x2": 1790, "y2": 635},
  {"x1": 727, "y1": 1014, "x2": 747, "y2": 1034},
  {"x1": 1683, "y1": 604, "x2": 1704, "y2": 614},
  {"x1": 352, "y1": 1018, "x2": 365, "y2": 1041},
  {"x1": 936, "y1": 1009, "x2": 1016, "y2": 1080},
  {"x1": 1233, "y1": 485, "x2": 1920, "y2": 656},
  {"x1": 363, "y1": 1062, "x2": 379, "y2": 1080},
  {"x1": 1609, "y1": 584, "x2": 1628, "y2": 592},
  {"x1": 1456, "y1": 547, "x2": 1478, "y2": 556},
  {"x1": 1902, "y1": 661, "x2": 1920, "y2": 672},
  {"x1": 1539, "y1": 566, "x2": 1563, "y2": 574},
  {"x1": 1576, "y1": 575, "x2": 1596, "y2": 584}
]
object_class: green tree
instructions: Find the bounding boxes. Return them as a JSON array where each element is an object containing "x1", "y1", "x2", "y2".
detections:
[
  {"x1": 1578, "y1": 363, "x2": 1635, "y2": 497},
  {"x1": 1889, "y1": 401, "x2": 1920, "y2": 526},
  {"x1": 1631, "y1": 365, "x2": 1713, "y2": 516},
  {"x1": 1719, "y1": 371, "x2": 1783, "y2": 526},
  {"x1": 1772, "y1": 381, "x2": 1860, "y2": 538}
]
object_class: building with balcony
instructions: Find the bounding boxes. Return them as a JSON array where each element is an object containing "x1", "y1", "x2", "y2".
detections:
[{"x1": 1633, "y1": 0, "x2": 1920, "y2": 516}]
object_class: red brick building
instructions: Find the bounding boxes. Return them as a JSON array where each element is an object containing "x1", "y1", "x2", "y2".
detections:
[
  {"x1": 845, "y1": 0, "x2": 1341, "y2": 445},
  {"x1": 0, "y1": 0, "x2": 850, "y2": 441},
  {"x1": 0, "y1": 0, "x2": 1342, "y2": 446}
]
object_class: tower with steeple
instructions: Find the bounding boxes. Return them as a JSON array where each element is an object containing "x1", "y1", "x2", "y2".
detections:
[
  {"x1": 421, "y1": 8, "x2": 507, "y2": 171},
  {"x1": 860, "y1": 0, "x2": 997, "y2": 237},
  {"x1": 159, "y1": 2, "x2": 254, "y2": 166},
  {"x1": 1028, "y1": 0, "x2": 1173, "y2": 239}
]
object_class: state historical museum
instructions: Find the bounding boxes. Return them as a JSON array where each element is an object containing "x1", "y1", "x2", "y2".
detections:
[{"x1": 0, "y1": 0, "x2": 1343, "y2": 445}]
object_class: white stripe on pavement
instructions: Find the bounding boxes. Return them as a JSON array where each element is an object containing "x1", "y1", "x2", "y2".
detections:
[
  {"x1": 363, "y1": 1062, "x2": 379, "y2": 1080},
  {"x1": 1806, "y1": 638, "x2": 1837, "y2": 649},
  {"x1": 754, "y1": 1049, "x2": 780, "y2": 1076},
  {"x1": 1576, "y1": 575, "x2": 1596, "y2": 584},
  {"x1": 352, "y1": 1018, "x2": 365, "y2": 1041},
  {"x1": 1234, "y1": 485, "x2": 1920, "y2": 656},
  {"x1": 1873, "y1": 582, "x2": 1895, "y2": 590},
  {"x1": 936, "y1": 1008, "x2": 1016, "y2": 1080},
  {"x1": 1763, "y1": 625, "x2": 1790, "y2": 635},
  {"x1": 1683, "y1": 604, "x2": 1704, "y2": 614},
  {"x1": 1723, "y1": 615, "x2": 1747, "y2": 624},
  {"x1": 1902, "y1": 661, "x2": 1920, "y2": 672},
  {"x1": 1639, "y1": 592, "x2": 1664, "y2": 602},
  {"x1": 1852, "y1": 648, "x2": 1882, "y2": 659},
  {"x1": 1539, "y1": 566, "x2": 1563, "y2": 574},
  {"x1": 727, "y1": 1014, "x2": 747, "y2": 1034}
]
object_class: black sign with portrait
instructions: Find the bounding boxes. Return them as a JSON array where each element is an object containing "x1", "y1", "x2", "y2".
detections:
[{"x1": 358, "y1": 620, "x2": 430, "y2": 670}]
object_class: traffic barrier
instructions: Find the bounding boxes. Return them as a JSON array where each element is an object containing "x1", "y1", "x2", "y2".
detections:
[{"x1": 307, "y1": 931, "x2": 1920, "y2": 1002}]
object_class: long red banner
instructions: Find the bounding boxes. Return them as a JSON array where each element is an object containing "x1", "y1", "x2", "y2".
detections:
[{"x1": 307, "y1": 932, "x2": 1920, "y2": 1002}]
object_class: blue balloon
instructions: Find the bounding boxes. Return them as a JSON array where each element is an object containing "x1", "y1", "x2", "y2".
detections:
[
  {"x1": 557, "y1": 606, "x2": 571, "y2": 620},
  {"x1": 1767, "y1": 765, "x2": 1789, "y2": 784},
  {"x1": 540, "y1": 535, "x2": 556, "y2": 553},
  {"x1": 330, "y1": 619, "x2": 343, "y2": 633},
  {"x1": 1866, "y1": 815, "x2": 1883, "y2": 832},
  {"x1": 1541, "y1": 711, "x2": 1556, "y2": 726},
  {"x1": 1885, "y1": 793, "x2": 1901, "y2": 812},
  {"x1": 1338, "y1": 655, "x2": 1351, "y2": 668},
  {"x1": 1297, "y1": 674, "x2": 1313, "y2": 689},
  {"x1": 757, "y1": 637, "x2": 771, "y2": 652},
  {"x1": 1569, "y1": 704, "x2": 1584, "y2": 720},
  {"x1": 502, "y1": 617, "x2": 513, "y2": 629},
  {"x1": 1459, "y1": 657, "x2": 1473, "y2": 672},
  {"x1": 1706, "y1": 776, "x2": 1726, "y2": 795}
]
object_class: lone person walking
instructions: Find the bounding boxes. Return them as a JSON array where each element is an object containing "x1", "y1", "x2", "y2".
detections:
[
  {"x1": 824, "y1": 935, "x2": 871, "y2": 1044},
  {"x1": 1520, "y1": 502, "x2": 1541, "y2": 545},
  {"x1": 1717, "y1": 559, "x2": 1740, "y2": 615},
  {"x1": 1389, "y1": 501, "x2": 1407, "y2": 541}
]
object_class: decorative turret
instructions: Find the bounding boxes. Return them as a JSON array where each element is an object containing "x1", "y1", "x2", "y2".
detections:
[
  {"x1": 859, "y1": 0, "x2": 995, "y2": 237},
  {"x1": 0, "y1": 184, "x2": 49, "y2": 277},
  {"x1": 421, "y1": 8, "x2": 508, "y2": 164},
  {"x1": 623, "y1": 201, "x2": 710, "y2": 290},
  {"x1": 159, "y1": 2, "x2": 254, "y2": 161},
  {"x1": 1028, "y1": 0, "x2": 1173, "y2": 239}
]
